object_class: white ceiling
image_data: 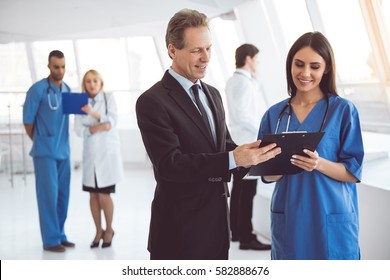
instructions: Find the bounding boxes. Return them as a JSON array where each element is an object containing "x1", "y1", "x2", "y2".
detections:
[{"x1": 0, "y1": 0, "x2": 250, "y2": 44}]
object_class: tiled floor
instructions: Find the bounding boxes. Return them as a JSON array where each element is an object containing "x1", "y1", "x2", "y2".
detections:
[{"x1": 0, "y1": 165, "x2": 271, "y2": 260}]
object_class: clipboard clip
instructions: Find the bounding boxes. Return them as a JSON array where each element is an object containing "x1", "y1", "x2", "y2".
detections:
[{"x1": 282, "y1": 131, "x2": 307, "y2": 134}]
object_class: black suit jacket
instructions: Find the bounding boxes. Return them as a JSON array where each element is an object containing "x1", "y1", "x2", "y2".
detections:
[{"x1": 136, "y1": 71, "x2": 245, "y2": 259}]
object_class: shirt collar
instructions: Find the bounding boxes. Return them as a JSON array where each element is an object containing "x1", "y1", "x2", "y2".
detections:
[
  {"x1": 235, "y1": 68, "x2": 252, "y2": 79},
  {"x1": 168, "y1": 67, "x2": 202, "y2": 93}
]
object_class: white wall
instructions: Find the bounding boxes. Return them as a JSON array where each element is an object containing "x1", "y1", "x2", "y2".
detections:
[
  {"x1": 235, "y1": 0, "x2": 287, "y2": 107},
  {"x1": 358, "y1": 183, "x2": 390, "y2": 259}
]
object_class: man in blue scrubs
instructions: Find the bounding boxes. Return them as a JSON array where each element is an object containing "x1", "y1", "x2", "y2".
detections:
[{"x1": 23, "y1": 50, "x2": 74, "y2": 252}]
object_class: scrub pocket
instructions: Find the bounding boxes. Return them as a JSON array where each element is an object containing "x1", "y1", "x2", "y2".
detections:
[
  {"x1": 317, "y1": 135, "x2": 339, "y2": 162},
  {"x1": 31, "y1": 135, "x2": 56, "y2": 157},
  {"x1": 271, "y1": 212, "x2": 285, "y2": 259},
  {"x1": 327, "y1": 212, "x2": 360, "y2": 259}
]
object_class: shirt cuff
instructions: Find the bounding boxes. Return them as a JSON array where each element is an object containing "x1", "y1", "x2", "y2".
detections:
[{"x1": 229, "y1": 151, "x2": 237, "y2": 170}]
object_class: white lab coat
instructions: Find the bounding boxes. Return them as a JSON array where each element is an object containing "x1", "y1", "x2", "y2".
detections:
[
  {"x1": 74, "y1": 92, "x2": 123, "y2": 188},
  {"x1": 225, "y1": 69, "x2": 267, "y2": 145}
]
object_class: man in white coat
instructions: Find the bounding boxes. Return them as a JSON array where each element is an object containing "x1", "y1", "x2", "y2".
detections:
[{"x1": 225, "y1": 44, "x2": 270, "y2": 250}]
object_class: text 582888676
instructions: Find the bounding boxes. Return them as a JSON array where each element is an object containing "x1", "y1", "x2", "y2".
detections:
[{"x1": 214, "y1": 266, "x2": 270, "y2": 276}]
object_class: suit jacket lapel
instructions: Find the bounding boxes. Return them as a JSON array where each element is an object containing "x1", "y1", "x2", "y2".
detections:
[{"x1": 162, "y1": 72, "x2": 216, "y2": 150}]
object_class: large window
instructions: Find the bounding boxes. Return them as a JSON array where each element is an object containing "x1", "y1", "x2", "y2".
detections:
[
  {"x1": 0, "y1": 37, "x2": 163, "y2": 129},
  {"x1": 381, "y1": 0, "x2": 390, "y2": 66},
  {"x1": 31, "y1": 40, "x2": 78, "y2": 89},
  {"x1": 208, "y1": 16, "x2": 241, "y2": 111},
  {"x1": 273, "y1": 0, "x2": 313, "y2": 48},
  {"x1": 0, "y1": 43, "x2": 31, "y2": 92},
  {"x1": 265, "y1": 0, "x2": 390, "y2": 132},
  {"x1": 124, "y1": 36, "x2": 163, "y2": 128},
  {"x1": 315, "y1": 0, "x2": 390, "y2": 132},
  {"x1": 0, "y1": 43, "x2": 31, "y2": 123},
  {"x1": 126, "y1": 37, "x2": 163, "y2": 91},
  {"x1": 317, "y1": 0, "x2": 375, "y2": 83},
  {"x1": 1, "y1": 0, "x2": 390, "y2": 133},
  {"x1": 76, "y1": 38, "x2": 130, "y2": 91}
]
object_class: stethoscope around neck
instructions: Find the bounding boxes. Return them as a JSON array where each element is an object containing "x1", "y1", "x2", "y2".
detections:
[
  {"x1": 46, "y1": 77, "x2": 60, "y2": 110},
  {"x1": 274, "y1": 94, "x2": 329, "y2": 134}
]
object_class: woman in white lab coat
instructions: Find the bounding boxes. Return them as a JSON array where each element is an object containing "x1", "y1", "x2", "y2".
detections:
[{"x1": 74, "y1": 69, "x2": 123, "y2": 248}]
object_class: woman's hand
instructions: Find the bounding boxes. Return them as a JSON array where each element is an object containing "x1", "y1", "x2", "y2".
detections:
[
  {"x1": 292, "y1": 149, "x2": 358, "y2": 182},
  {"x1": 290, "y1": 149, "x2": 319, "y2": 172},
  {"x1": 263, "y1": 175, "x2": 283, "y2": 182},
  {"x1": 81, "y1": 104, "x2": 93, "y2": 114},
  {"x1": 89, "y1": 122, "x2": 111, "y2": 134},
  {"x1": 81, "y1": 104, "x2": 101, "y2": 121},
  {"x1": 100, "y1": 122, "x2": 111, "y2": 131}
]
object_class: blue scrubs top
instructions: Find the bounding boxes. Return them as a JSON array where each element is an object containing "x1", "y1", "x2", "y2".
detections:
[
  {"x1": 258, "y1": 94, "x2": 364, "y2": 260},
  {"x1": 23, "y1": 78, "x2": 70, "y2": 159}
]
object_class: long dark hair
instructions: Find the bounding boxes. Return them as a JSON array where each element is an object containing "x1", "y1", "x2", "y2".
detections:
[{"x1": 286, "y1": 32, "x2": 338, "y2": 97}]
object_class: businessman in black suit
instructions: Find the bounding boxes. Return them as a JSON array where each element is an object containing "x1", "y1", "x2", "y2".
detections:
[{"x1": 136, "y1": 9, "x2": 281, "y2": 260}]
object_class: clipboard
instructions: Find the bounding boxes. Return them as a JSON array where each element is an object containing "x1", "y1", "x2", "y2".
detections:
[
  {"x1": 249, "y1": 131, "x2": 325, "y2": 176},
  {"x1": 62, "y1": 93, "x2": 88, "y2": 114}
]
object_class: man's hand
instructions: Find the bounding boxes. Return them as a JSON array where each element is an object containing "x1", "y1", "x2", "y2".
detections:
[
  {"x1": 233, "y1": 140, "x2": 281, "y2": 168},
  {"x1": 24, "y1": 124, "x2": 34, "y2": 141}
]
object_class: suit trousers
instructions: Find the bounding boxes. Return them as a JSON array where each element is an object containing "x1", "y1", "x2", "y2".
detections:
[{"x1": 230, "y1": 174, "x2": 257, "y2": 243}]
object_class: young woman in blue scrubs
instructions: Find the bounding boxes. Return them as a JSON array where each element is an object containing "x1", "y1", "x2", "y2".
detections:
[
  {"x1": 23, "y1": 50, "x2": 74, "y2": 253},
  {"x1": 258, "y1": 32, "x2": 364, "y2": 259}
]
